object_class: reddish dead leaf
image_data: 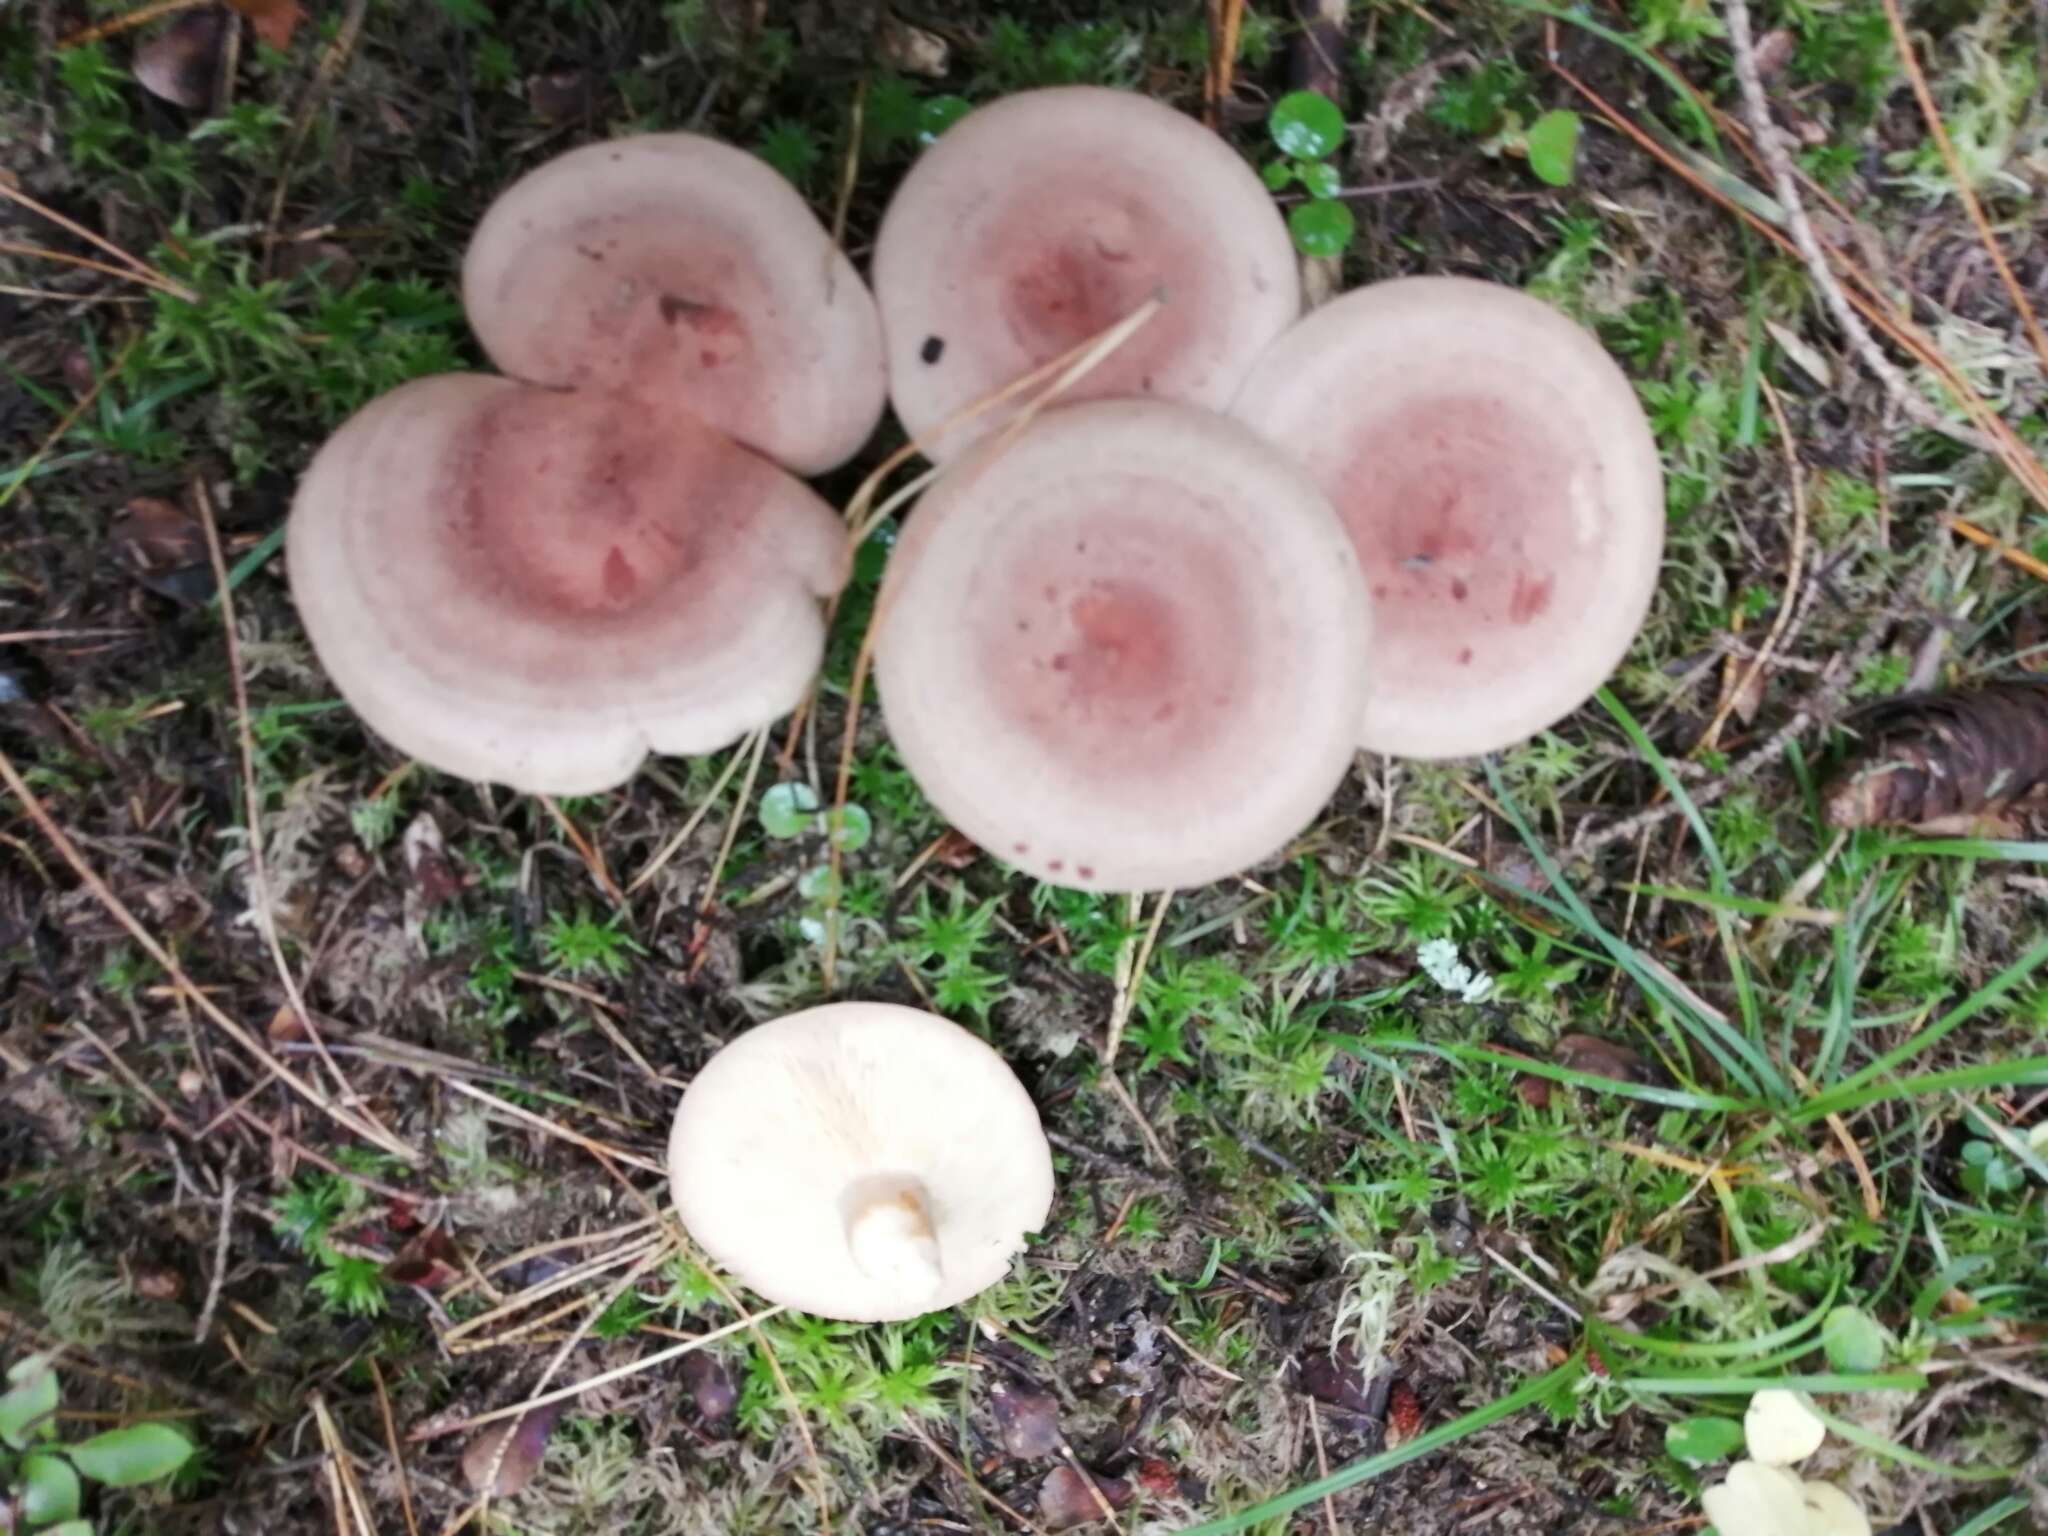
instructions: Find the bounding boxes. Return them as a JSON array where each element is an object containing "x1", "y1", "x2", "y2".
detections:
[
  {"x1": 402, "y1": 813, "x2": 463, "y2": 907},
  {"x1": 1727, "y1": 655, "x2": 1768, "y2": 727},
  {"x1": 990, "y1": 1378, "x2": 1063, "y2": 1459},
  {"x1": 384, "y1": 1197, "x2": 422, "y2": 1232},
  {"x1": 680, "y1": 1351, "x2": 736, "y2": 1422},
  {"x1": 266, "y1": 1004, "x2": 307, "y2": 1043},
  {"x1": 111, "y1": 495, "x2": 214, "y2": 605},
  {"x1": 930, "y1": 829, "x2": 982, "y2": 870},
  {"x1": 1383, "y1": 1380, "x2": 1423, "y2": 1448},
  {"x1": 1298, "y1": 1345, "x2": 1374, "y2": 1414},
  {"x1": 228, "y1": 0, "x2": 304, "y2": 49},
  {"x1": 134, "y1": 8, "x2": 228, "y2": 108},
  {"x1": 383, "y1": 1226, "x2": 460, "y2": 1289},
  {"x1": 461, "y1": 1400, "x2": 563, "y2": 1497},
  {"x1": 1134, "y1": 1458, "x2": 1178, "y2": 1500},
  {"x1": 1515, "y1": 1074, "x2": 1551, "y2": 1110},
  {"x1": 1553, "y1": 1033, "x2": 1649, "y2": 1084},
  {"x1": 1037, "y1": 1465, "x2": 1132, "y2": 1531},
  {"x1": 1824, "y1": 682, "x2": 2048, "y2": 836}
]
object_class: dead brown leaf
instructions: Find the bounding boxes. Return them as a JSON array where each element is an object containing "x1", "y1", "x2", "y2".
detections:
[
  {"x1": 227, "y1": 0, "x2": 304, "y2": 50},
  {"x1": 1037, "y1": 1464, "x2": 1131, "y2": 1531},
  {"x1": 461, "y1": 1401, "x2": 563, "y2": 1498},
  {"x1": 989, "y1": 1378, "x2": 1063, "y2": 1458}
]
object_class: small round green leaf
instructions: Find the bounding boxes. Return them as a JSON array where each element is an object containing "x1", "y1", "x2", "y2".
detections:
[
  {"x1": 1269, "y1": 90, "x2": 1346, "y2": 159},
  {"x1": 0, "y1": 1360, "x2": 59, "y2": 1450},
  {"x1": 1297, "y1": 159, "x2": 1343, "y2": 199},
  {"x1": 1664, "y1": 1415, "x2": 1745, "y2": 1468},
  {"x1": 824, "y1": 804, "x2": 872, "y2": 853},
  {"x1": 63, "y1": 1422, "x2": 196, "y2": 1488},
  {"x1": 759, "y1": 782, "x2": 821, "y2": 839},
  {"x1": 797, "y1": 865, "x2": 841, "y2": 903},
  {"x1": 1261, "y1": 158, "x2": 1296, "y2": 191},
  {"x1": 1288, "y1": 199, "x2": 1355, "y2": 259},
  {"x1": 918, "y1": 95, "x2": 971, "y2": 144},
  {"x1": 1524, "y1": 108, "x2": 1582, "y2": 187},
  {"x1": 1820, "y1": 1305, "x2": 1888, "y2": 1373},
  {"x1": 43, "y1": 1523, "x2": 94, "y2": 1536},
  {"x1": 23, "y1": 1451, "x2": 82, "y2": 1523}
]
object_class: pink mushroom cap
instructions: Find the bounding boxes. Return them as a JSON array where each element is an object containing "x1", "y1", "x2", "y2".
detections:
[
  {"x1": 1232, "y1": 276, "x2": 1664, "y2": 758},
  {"x1": 462, "y1": 133, "x2": 887, "y2": 476},
  {"x1": 872, "y1": 87, "x2": 1301, "y2": 462},
  {"x1": 874, "y1": 400, "x2": 1371, "y2": 892},
  {"x1": 287, "y1": 373, "x2": 848, "y2": 794}
]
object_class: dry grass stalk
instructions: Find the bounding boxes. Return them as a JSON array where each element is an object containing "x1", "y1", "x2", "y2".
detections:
[{"x1": 197, "y1": 477, "x2": 413, "y2": 1157}]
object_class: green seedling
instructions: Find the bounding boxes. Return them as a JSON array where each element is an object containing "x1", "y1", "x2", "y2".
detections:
[
  {"x1": 1, "y1": 1356, "x2": 193, "y2": 1533},
  {"x1": 1263, "y1": 89, "x2": 1354, "y2": 257}
]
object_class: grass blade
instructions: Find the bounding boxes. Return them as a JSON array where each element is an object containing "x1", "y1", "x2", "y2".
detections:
[{"x1": 1169, "y1": 1360, "x2": 1582, "y2": 1536}]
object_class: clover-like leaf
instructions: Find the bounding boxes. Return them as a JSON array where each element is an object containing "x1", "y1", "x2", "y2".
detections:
[
  {"x1": 1288, "y1": 199, "x2": 1356, "y2": 259},
  {"x1": 1524, "y1": 108, "x2": 1581, "y2": 187},
  {"x1": 23, "y1": 1451, "x2": 82, "y2": 1523},
  {"x1": 1268, "y1": 90, "x2": 1345, "y2": 159},
  {"x1": 759, "y1": 781, "x2": 822, "y2": 839},
  {"x1": 1664, "y1": 1415, "x2": 1744, "y2": 1468}
]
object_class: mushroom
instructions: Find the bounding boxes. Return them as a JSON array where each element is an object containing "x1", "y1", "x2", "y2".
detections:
[
  {"x1": 463, "y1": 133, "x2": 887, "y2": 476},
  {"x1": 666, "y1": 1003, "x2": 1054, "y2": 1322},
  {"x1": 1702, "y1": 1460, "x2": 1811, "y2": 1536},
  {"x1": 287, "y1": 374, "x2": 848, "y2": 794},
  {"x1": 1798, "y1": 1481, "x2": 1872, "y2": 1536},
  {"x1": 872, "y1": 399, "x2": 1371, "y2": 891},
  {"x1": 872, "y1": 86, "x2": 1300, "y2": 461},
  {"x1": 1745, "y1": 1387, "x2": 1827, "y2": 1466},
  {"x1": 1231, "y1": 276, "x2": 1664, "y2": 758}
]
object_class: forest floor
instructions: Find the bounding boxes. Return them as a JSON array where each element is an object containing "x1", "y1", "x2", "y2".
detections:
[{"x1": 3, "y1": 0, "x2": 2047, "y2": 1533}]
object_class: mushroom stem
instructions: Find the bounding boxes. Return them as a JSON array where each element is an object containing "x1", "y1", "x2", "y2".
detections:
[{"x1": 844, "y1": 1180, "x2": 944, "y2": 1297}]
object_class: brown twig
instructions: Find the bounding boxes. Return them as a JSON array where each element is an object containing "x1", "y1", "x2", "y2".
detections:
[
  {"x1": 0, "y1": 240, "x2": 188, "y2": 296},
  {"x1": 55, "y1": 0, "x2": 208, "y2": 46},
  {"x1": 192, "y1": 1167, "x2": 238, "y2": 1343},
  {"x1": 368, "y1": 1359, "x2": 420, "y2": 1536},
  {"x1": 0, "y1": 185, "x2": 197, "y2": 301},
  {"x1": 197, "y1": 479, "x2": 407, "y2": 1155},
  {"x1": 261, "y1": 0, "x2": 370, "y2": 256},
  {"x1": 536, "y1": 794, "x2": 625, "y2": 907},
  {"x1": 1204, "y1": 0, "x2": 1246, "y2": 127},
  {"x1": 1946, "y1": 516, "x2": 2048, "y2": 583}
]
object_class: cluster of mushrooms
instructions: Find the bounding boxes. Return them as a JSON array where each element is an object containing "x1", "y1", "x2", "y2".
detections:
[{"x1": 288, "y1": 87, "x2": 1664, "y2": 1323}]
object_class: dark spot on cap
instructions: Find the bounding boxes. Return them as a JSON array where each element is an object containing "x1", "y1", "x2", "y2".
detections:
[
  {"x1": 1450, "y1": 578, "x2": 1469, "y2": 602},
  {"x1": 1076, "y1": 865, "x2": 1095, "y2": 880},
  {"x1": 1013, "y1": 842, "x2": 1029, "y2": 855},
  {"x1": 921, "y1": 335, "x2": 945, "y2": 364},
  {"x1": 1457, "y1": 647, "x2": 1473, "y2": 666},
  {"x1": 1047, "y1": 859, "x2": 1065, "y2": 873}
]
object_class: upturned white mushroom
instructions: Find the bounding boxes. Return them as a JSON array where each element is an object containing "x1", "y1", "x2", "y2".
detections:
[
  {"x1": 1745, "y1": 1387, "x2": 1828, "y2": 1466},
  {"x1": 1702, "y1": 1460, "x2": 1810, "y2": 1536},
  {"x1": 667, "y1": 1003, "x2": 1055, "y2": 1322}
]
